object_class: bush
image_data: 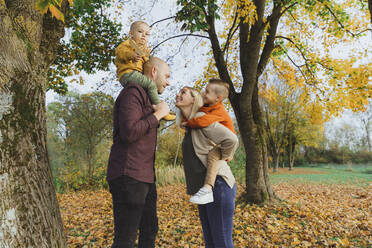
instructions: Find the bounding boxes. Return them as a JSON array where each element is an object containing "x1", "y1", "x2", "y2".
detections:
[
  {"x1": 296, "y1": 146, "x2": 372, "y2": 166},
  {"x1": 54, "y1": 160, "x2": 108, "y2": 193},
  {"x1": 228, "y1": 144, "x2": 246, "y2": 184},
  {"x1": 156, "y1": 124, "x2": 184, "y2": 168}
]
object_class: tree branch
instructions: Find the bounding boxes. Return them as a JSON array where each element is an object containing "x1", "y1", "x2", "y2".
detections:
[
  {"x1": 257, "y1": 2, "x2": 283, "y2": 77},
  {"x1": 275, "y1": 35, "x2": 315, "y2": 79},
  {"x1": 151, "y1": 34, "x2": 209, "y2": 52},
  {"x1": 150, "y1": 16, "x2": 176, "y2": 27},
  {"x1": 323, "y1": 3, "x2": 372, "y2": 36},
  {"x1": 205, "y1": 3, "x2": 236, "y2": 96},
  {"x1": 222, "y1": 8, "x2": 239, "y2": 54}
]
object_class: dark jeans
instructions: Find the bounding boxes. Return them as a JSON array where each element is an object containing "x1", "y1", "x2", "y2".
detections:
[
  {"x1": 108, "y1": 175, "x2": 158, "y2": 248},
  {"x1": 198, "y1": 176, "x2": 237, "y2": 248}
]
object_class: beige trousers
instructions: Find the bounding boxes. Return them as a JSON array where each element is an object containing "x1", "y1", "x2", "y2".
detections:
[{"x1": 204, "y1": 146, "x2": 223, "y2": 187}]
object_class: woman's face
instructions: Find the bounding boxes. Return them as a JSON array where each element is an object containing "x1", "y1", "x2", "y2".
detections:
[{"x1": 175, "y1": 87, "x2": 194, "y2": 108}]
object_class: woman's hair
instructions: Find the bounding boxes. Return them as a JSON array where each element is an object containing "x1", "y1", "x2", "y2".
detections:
[
  {"x1": 176, "y1": 87, "x2": 204, "y2": 126},
  {"x1": 187, "y1": 87, "x2": 203, "y2": 120}
]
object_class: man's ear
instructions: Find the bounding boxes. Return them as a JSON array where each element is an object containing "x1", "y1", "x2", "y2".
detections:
[{"x1": 151, "y1": 66, "x2": 157, "y2": 77}]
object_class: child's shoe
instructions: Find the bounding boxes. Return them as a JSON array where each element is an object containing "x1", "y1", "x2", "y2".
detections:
[
  {"x1": 163, "y1": 113, "x2": 176, "y2": 121},
  {"x1": 189, "y1": 187, "x2": 213, "y2": 205}
]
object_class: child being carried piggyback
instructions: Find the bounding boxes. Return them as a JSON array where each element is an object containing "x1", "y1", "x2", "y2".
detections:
[
  {"x1": 115, "y1": 21, "x2": 175, "y2": 121},
  {"x1": 185, "y1": 79, "x2": 238, "y2": 205}
]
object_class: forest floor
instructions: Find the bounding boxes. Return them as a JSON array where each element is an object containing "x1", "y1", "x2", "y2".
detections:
[{"x1": 58, "y1": 166, "x2": 371, "y2": 247}]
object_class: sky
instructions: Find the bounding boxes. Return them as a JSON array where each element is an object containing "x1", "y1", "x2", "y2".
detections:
[
  {"x1": 46, "y1": 0, "x2": 211, "y2": 112},
  {"x1": 46, "y1": 0, "x2": 372, "y2": 143}
]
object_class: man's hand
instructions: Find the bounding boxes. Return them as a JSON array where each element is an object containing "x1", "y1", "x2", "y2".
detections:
[{"x1": 153, "y1": 101, "x2": 170, "y2": 121}]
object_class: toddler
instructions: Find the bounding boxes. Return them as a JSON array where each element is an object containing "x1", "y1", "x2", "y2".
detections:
[{"x1": 115, "y1": 21, "x2": 175, "y2": 121}]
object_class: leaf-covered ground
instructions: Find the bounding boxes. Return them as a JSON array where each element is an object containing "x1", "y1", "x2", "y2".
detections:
[{"x1": 58, "y1": 181, "x2": 371, "y2": 247}]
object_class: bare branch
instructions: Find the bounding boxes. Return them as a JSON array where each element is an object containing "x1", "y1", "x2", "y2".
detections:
[
  {"x1": 257, "y1": 3, "x2": 283, "y2": 77},
  {"x1": 205, "y1": 6, "x2": 236, "y2": 96},
  {"x1": 264, "y1": 2, "x2": 297, "y2": 27},
  {"x1": 222, "y1": 8, "x2": 239, "y2": 54},
  {"x1": 225, "y1": 24, "x2": 239, "y2": 63},
  {"x1": 280, "y1": 47, "x2": 308, "y2": 81},
  {"x1": 151, "y1": 34, "x2": 209, "y2": 52},
  {"x1": 150, "y1": 16, "x2": 176, "y2": 27},
  {"x1": 275, "y1": 35, "x2": 315, "y2": 77},
  {"x1": 165, "y1": 36, "x2": 189, "y2": 63},
  {"x1": 279, "y1": 2, "x2": 298, "y2": 20},
  {"x1": 276, "y1": 47, "x2": 325, "y2": 95},
  {"x1": 323, "y1": 3, "x2": 372, "y2": 36}
]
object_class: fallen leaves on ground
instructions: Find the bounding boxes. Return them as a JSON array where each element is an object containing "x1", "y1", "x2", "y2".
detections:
[{"x1": 58, "y1": 182, "x2": 371, "y2": 247}]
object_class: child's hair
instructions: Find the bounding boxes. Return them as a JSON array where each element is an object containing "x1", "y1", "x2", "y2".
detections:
[
  {"x1": 130, "y1": 21, "x2": 150, "y2": 32},
  {"x1": 208, "y1": 78, "x2": 229, "y2": 99}
]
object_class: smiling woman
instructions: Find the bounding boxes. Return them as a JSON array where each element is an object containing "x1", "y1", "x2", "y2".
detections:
[{"x1": 176, "y1": 86, "x2": 238, "y2": 248}]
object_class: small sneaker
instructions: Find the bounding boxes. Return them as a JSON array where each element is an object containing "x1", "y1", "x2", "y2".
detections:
[
  {"x1": 163, "y1": 113, "x2": 176, "y2": 121},
  {"x1": 189, "y1": 187, "x2": 213, "y2": 205}
]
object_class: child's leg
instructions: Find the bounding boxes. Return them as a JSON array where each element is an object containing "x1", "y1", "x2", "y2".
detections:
[
  {"x1": 204, "y1": 146, "x2": 222, "y2": 188},
  {"x1": 189, "y1": 146, "x2": 221, "y2": 205},
  {"x1": 120, "y1": 71, "x2": 161, "y2": 104}
]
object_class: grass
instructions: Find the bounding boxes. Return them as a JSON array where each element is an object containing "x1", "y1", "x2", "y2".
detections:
[
  {"x1": 156, "y1": 166, "x2": 185, "y2": 186},
  {"x1": 269, "y1": 164, "x2": 372, "y2": 186},
  {"x1": 154, "y1": 163, "x2": 372, "y2": 187}
]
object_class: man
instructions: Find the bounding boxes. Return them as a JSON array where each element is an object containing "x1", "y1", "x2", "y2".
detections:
[{"x1": 107, "y1": 57, "x2": 171, "y2": 248}]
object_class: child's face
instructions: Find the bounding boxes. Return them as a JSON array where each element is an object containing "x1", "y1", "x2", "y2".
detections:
[
  {"x1": 130, "y1": 24, "x2": 150, "y2": 46},
  {"x1": 202, "y1": 84, "x2": 220, "y2": 106}
]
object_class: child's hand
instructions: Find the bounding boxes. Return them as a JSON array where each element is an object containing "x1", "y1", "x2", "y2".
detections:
[
  {"x1": 144, "y1": 47, "x2": 151, "y2": 56},
  {"x1": 225, "y1": 157, "x2": 233, "y2": 162},
  {"x1": 180, "y1": 122, "x2": 187, "y2": 129},
  {"x1": 133, "y1": 52, "x2": 141, "y2": 62}
]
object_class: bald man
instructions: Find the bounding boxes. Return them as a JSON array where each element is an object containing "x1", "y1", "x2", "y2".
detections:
[{"x1": 107, "y1": 57, "x2": 170, "y2": 248}]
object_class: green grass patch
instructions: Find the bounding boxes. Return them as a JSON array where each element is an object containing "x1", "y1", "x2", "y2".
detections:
[{"x1": 269, "y1": 165, "x2": 372, "y2": 186}]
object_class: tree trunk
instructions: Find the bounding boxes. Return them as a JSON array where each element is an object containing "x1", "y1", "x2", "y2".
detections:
[
  {"x1": 365, "y1": 123, "x2": 371, "y2": 152},
  {"x1": 0, "y1": 1, "x2": 66, "y2": 246},
  {"x1": 288, "y1": 137, "x2": 295, "y2": 171},
  {"x1": 234, "y1": 84, "x2": 275, "y2": 204},
  {"x1": 272, "y1": 150, "x2": 280, "y2": 172}
]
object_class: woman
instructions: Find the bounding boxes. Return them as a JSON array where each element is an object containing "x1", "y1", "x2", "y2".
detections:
[{"x1": 175, "y1": 86, "x2": 238, "y2": 248}]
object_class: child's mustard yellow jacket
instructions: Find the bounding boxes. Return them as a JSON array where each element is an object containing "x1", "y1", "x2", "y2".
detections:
[{"x1": 115, "y1": 39, "x2": 150, "y2": 80}]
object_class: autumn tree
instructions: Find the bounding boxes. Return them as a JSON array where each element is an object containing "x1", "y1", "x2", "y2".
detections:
[
  {"x1": 176, "y1": 0, "x2": 371, "y2": 203},
  {"x1": 48, "y1": 92, "x2": 113, "y2": 182},
  {"x1": 0, "y1": 0, "x2": 121, "y2": 245},
  {"x1": 356, "y1": 100, "x2": 372, "y2": 151},
  {"x1": 0, "y1": 0, "x2": 68, "y2": 246},
  {"x1": 260, "y1": 78, "x2": 324, "y2": 171},
  {"x1": 262, "y1": 82, "x2": 294, "y2": 172}
]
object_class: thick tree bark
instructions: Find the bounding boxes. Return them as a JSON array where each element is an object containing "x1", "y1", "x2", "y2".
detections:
[
  {"x1": 205, "y1": 0, "x2": 277, "y2": 203},
  {"x1": 0, "y1": 1, "x2": 66, "y2": 246}
]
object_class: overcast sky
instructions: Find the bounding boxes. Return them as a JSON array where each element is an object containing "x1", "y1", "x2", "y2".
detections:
[{"x1": 46, "y1": 0, "x2": 372, "y2": 142}]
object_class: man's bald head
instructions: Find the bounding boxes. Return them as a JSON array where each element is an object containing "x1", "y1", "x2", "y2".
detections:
[
  {"x1": 143, "y1": 57, "x2": 170, "y2": 94},
  {"x1": 143, "y1": 57, "x2": 167, "y2": 75}
]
